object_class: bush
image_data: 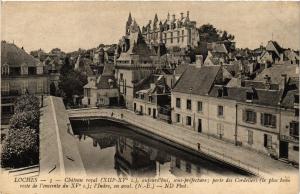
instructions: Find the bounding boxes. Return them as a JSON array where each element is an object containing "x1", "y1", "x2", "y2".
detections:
[
  {"x1": 1, "y1": 127, "x2": 39, "y2": 168},
  {"x1": 1, "y1": 94, "x2": 40, "y2": 168},
  {"x1": 14, "y1": 94, "x2": 40, "y2": 113},
  {"x1": 9, "y1": 111, "x2": 40, "y2": 131}
]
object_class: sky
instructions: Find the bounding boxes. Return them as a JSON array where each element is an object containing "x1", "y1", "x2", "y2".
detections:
[{"x1": 1, "y1": 1, "x2": 300, "y2": 53}]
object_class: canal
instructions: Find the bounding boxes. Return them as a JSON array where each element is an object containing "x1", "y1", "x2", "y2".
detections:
[{"x1": 70, "y1": 119, "x2": 251, "y2": 177}]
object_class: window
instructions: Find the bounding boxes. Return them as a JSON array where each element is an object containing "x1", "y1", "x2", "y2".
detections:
[
  {"x1": 247, "y1": 130, "x2": 253, "y2": 145},
  {"x1": 217, "y1": 105, "x2": 224, "y2": 117},
  {"x1": 176, "y1": 98, "x2": 181, "y2": 108},
  {"x1": 149, "y1": 96, "x2": 153, "y2": 102},
  {"x1": 295, "y1": 108, "x2": 299, "y2": 117},
  {"x1": 294, "y1": 95, "x2": 299, "y2": 104},
  {"x1": 36, "y1": 80, "x2": 43, "y2": 93},
  {"x1": 264, "y1": 134, "x2": 272, "y2": 148},
  {"x1": 186, "y1": 162, "x2": 191, "y2": 173},
  {"x1": 246, "y1": 91, "x2": 254, "y2": 102},
  {"x1": 1, "y1": 82, "x2": 9, "y2": 93},
  {"x1": 186, "y1": 116, "x2": 192, "y2": 126},
  {"x1": 186, "y1": 99, "x2": 191, "y2": 110},
  {"x1": 1, "y1": 64, "x2": 9, "y2": 75},
  {"x1": 148, "y1": 108, "x2": 151, "y2": 116},
  {"x1": 170, "y1": 32, "x2": 173, "y2": 43},
  {"x1": 217, "y1": 123, "x2": 224, "y2": 138},
  {"x1": 197, "y1": 101, "x2": 203, "y2": 112},
  {"x1": 175, "y1": 158, "x2": 180, "y2": 168},
  {"x1": 141, "y1": 94, "x2": 144, "y2": 99},
  {"x1": 293, "y1": 146, "x2": 299, "y2": 151},
  {"x1": 120, "y1": 73, "x2": 123, "y2": 80},
  {"x1": 86, "y1": 89, "x2": 91, "y2": 97},
  {"x1": 290, "y1": 121, "x2": 299, "y2": 139},
  {"x1": 261, "y1": 113, "x2": 276, "y2": 128},
  {"x1": 176, "y1": 114, "x2": 181, "y2": 123},
  {"x1": 22, "y1": 80, "x2": 29, "y2": 94},
  {"x1": 182, "y1": 30, "x2": 184, "y2": 36},
  {"x1": 244, "y1": 110, "x2": 256, "y2": 123}
]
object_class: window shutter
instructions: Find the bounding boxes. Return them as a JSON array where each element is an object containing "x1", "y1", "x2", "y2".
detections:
[
  {"x1": 261, "y1": 113, "x2": 264, "y2": 125},
  {"x1": 271, "y1": 115, "x2": 276, "y2": 128},
  {"x1": 253, "y1": 112, "x2": 257, "y2": 123},
  {"x1": 242, "y1": 110, "x2": 246, "y2": 122}
]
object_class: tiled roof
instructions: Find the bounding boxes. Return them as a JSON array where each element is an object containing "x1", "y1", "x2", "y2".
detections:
[
  {"x1": 255, "y1": 64, "x2": 299, "y2": 84},
  {"x1": 209, "y1": 85, "x2": 282, "y2": 107},
  {"x1": 174, "y1": 63, "x2": 188, "y2": 75},
  {"x1": 96, "y1": 74, "x2": 118, "y2": 89},
  {"x1": 280, "y1": 77, "x2": 299, "y2": 109},
  {"x1": 1, "y1": 41, "x2": 41, "y2": 67},
  {"x1": 172, "y1": 65, "x2": 221, "y2": 95}
]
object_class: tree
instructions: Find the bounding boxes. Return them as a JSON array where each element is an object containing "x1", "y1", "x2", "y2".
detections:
[
  {"x1": 58, "y1": 69, "x2": 87, "y2": 106},
  {"x1": 198, "y1": 24, "x2": 235, "y2": 43},
  {"x1": 9, "y1": 110, "x2": 40, "y2": 130},
  {"x1": 14, "y1": 94, "x2": 40, "y2": 113},
  {"x1": 1, "y1": 127, "x2": 39, "y2": 168}
]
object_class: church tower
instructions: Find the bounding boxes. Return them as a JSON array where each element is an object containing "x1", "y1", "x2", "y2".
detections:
[{"x1": 125, "y1": 12, "x2": 132, "y2": 36}]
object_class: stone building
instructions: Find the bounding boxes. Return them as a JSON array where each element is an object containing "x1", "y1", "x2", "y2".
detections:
[
  {"x1": 133, "y1": 75, "x2": 171, "y2": 122},
  {"x1": 115, "y1": 15, "x2": 157, "y2": 109},
  {"x1": 141, "y1": 11, "x2": 199, "y2": 49},
  {"x1": 82, "y1": 64, "x2": 119, "y2": 107},
  {"x1": 1, "y1": 41, "x2": 49, "y2": 123}
]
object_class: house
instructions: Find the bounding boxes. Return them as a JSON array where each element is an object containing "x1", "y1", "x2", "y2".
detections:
[
  {"x1": 133, "y1": 75, "x2": 171, "y2": 122},
  {"x1": 171, "y1": 65, "x2": 229, "y2": 134},
  {"x1": 1, "y1": 41, "x2": 49, "y2": 124},
  {"x1": 82, "y1": 64, "x2": 119, "y2": 107},
  {"x1": 279, "y1": 77, "x2": 299, "y2": 165},
  {"x1": 254, "y1": 64, "x2": 299, "y2": 85}
]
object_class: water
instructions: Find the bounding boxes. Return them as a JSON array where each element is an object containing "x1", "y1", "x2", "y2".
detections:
[{"x1": 71, "y1": 119, "x2": 250, "y2": 177}]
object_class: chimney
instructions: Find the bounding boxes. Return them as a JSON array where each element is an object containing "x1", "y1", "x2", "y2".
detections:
[
  {"x1": 167, "y1": 13, "x2": 170, "y2": 21},
  {"x1": 186, "y1": 11, "x2": 190, "y2": 19},
  {"x1": 264, "y1": 75, "x2": 271, "y2": 90},
  {"x1": 172, "y1": 14, "x2": 176, "y2": 21},
  {"x1": 180, "y1": 12, "x2": 184, "y2": 19}
]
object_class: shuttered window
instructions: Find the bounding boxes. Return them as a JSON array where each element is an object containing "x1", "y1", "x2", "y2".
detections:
[
  {"x1": 243, "y1": 109, "x2": 256, "y2": 124},
  {"x1": 260, "y1": 113, "x2": 276, "y2": 128},
  {"x1": 290, "y1": 121, "x2": 299, "y2": 139}
]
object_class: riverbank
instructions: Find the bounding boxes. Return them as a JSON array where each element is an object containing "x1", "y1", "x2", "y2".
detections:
[{"x1": 68, "y1": 108, "x2": 298, "y2": 177}]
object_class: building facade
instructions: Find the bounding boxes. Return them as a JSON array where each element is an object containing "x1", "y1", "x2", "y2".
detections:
[
  {"x1": 1, "y1": 41, "x2": 49, "y2": 124},
  {"x1": 141, "y1": 11, "x2": 199, "y2": 49}
]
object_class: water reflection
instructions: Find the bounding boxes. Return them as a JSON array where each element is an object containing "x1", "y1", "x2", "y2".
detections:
[{"x1": 71, "y1": 119, "x2": 249, "y2": 177}]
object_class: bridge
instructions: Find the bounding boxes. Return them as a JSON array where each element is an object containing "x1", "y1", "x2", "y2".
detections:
[{"x1": 68, "y1": 107, "x2": 297, "y2": 177}]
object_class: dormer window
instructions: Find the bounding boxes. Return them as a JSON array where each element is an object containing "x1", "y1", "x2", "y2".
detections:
[
  {"x1": 246, "y1": 91, "x2": 254, "y2": 102},
  {"x1": 1, "y1": 64, "x2": 9, "y2": 76},
  {"x1": 217, "y1": 88, "x2": 223, "y2": 97}
]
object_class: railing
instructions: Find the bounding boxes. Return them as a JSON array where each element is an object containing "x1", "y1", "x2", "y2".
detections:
[{"x1": 68, "y1": 108, "x2": 261, "y2": 176}]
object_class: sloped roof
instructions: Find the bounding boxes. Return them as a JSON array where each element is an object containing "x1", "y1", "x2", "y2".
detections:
[
  {"x1": 209, "y1": 85, "x2": 282, "y2": 107},
  {"x1": 281, "y1": 77, "x2": 299, "y2": 109},
  {"x1": 1, "y1": 41, "x2": 41, "y2": 67},
  {"x1": 255, "y1": 64, "x2": 299, "y2": 84},
  {"x1": 172, "y1": 65, "x2": 221, "y2": 95},
  {"x1": 96, "y1": 74, "x2": 118, "y2": 89}
]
